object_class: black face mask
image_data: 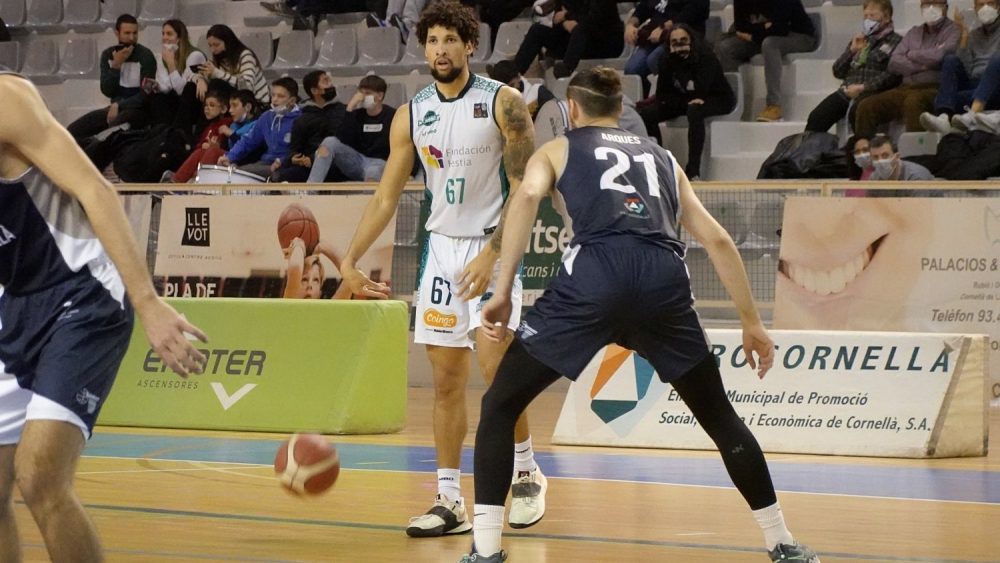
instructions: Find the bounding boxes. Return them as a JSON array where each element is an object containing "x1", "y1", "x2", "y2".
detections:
[
  {"x1": 669, "y1": 47, "x2": 691, "y2": 61},
  {"x1": 321, "y1": 87, "x2": 337, "y2": 102}
]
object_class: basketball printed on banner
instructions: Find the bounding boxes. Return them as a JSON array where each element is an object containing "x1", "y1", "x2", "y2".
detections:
[
  {"x1": 274, "y1": 433, "x2": 341, "y2": 496},
  {"x1": 277, "y1": 203, "x2": 320, "y2": 255}
]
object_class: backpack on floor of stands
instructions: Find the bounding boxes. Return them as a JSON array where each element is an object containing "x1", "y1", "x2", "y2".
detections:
[
  {"x1": 757, "y1": 131, "x2": 846, "y2": 179},
  {"x1": 113, "y1": 125, "x2": 192, "y2": 183}
]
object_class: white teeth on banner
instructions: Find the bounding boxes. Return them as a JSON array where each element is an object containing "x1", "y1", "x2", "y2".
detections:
[{"x1": 782, "y1": 242, "x2": 876, "y2": 296}]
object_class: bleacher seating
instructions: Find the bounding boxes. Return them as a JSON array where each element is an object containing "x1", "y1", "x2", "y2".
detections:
[
  {"x1": 24, "y1": 0, "x2": 64, "y2": 34},
  {"x1": 21, "y1": 35, "x2": 60, "y2": 84},
  {"x1": 138, "y1": 0, "x2": 178, "y2": 26},
  {"x1": 62, "y1": 0, "x2": 102, "y2": 33},
  {"x1": 0, "y1": 41, "x2": 20, "y2": 70},
  {"x1": 269, "y1": 29, "x2": 316, "y2": 77},
  {"x1": 59, "y1": 35, "x2": 98, "y2": 80},
  {"x1": 357, "y1": 27, "x2": 404, "y2": 66},
  {"x1": 317, "y1": 27, "x2": 358, "y2": 73},
  {"x1": 0, "y1": 0, "x2": 26, "y2": 29}
]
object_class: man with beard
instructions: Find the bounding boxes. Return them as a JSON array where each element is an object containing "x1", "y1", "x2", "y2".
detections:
[{"x1": 338, "y1": 0, "x2": 549, "y2": 538}]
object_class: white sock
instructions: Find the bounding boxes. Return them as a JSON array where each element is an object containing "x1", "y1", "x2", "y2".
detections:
[
  {"x1": 437, "y1": 468, "x2": 461, "y2": 502},
  {"x1": 513, "y1": 436, "x2": 537, "y2": 473},
  {"x1": 472, "y1": 504, "x2": 505, "y2": 556},
  {"x1": 752, "y1": 502, "x2": 795, "y2": 550}
]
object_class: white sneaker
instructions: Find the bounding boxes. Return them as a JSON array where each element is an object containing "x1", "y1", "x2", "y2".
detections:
[
  {"x1": 406, "y1": 494, "x2": 472, "y2": 537},
  {"x1": 919, "y1": 111, "x2": 952, "y2": 134},
  {"x1": 951, "y1": 111, "x2": 979, "y2": 132},
  {"x1": 508, "y1": 467, "x2": 547, "y2": 528},
  {"x1": 973, "y1": 111, "x2": 1000, "y2": 135}
]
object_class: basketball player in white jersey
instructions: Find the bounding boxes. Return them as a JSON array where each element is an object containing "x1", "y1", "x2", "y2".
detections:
[
  {"x1": 0, "y1": 71, "x2": 207, "y2": 562},
  {"x1": 339, "y1": 0, "x2": 547, "y2": 537}
]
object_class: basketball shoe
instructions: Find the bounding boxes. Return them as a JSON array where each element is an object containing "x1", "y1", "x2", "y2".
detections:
[
  {"x1": 458, "y1": 545, "x2": 508, "y2": 562},
  {"x1": 768, "y1": 541, "x2": 821, "y2": 562},
  {"x1": 406, "y1": 494, "x2": 472, "y2": 537},
  {"x1": 508, "y1": 467, "x2": 547, "y2": 528}
]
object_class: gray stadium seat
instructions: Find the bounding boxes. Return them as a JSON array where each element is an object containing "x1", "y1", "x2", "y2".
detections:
[
  {"x1": 178, "y1": 1, "x2": 226, "y2": 27},
  {"x1": 62, "y1": 0, "x2": 102, "y2": 33},
  {"x1": 270, "y1": 30, "x2": 316, "y2": 75},
  {"x1": 21, "y1": 36, "x2": 61, "y2": 84},
  {"x1": 241, "y1": 30, "x2": 274, "y2": 69},
  {"x1": 705, "y1": 15, "x2": 723, "y2": 45},
  {"x1": 333, "y1": 80, "x2": 358, "y2": 104},
  {"x1": 25, "y1": 0, "x2": 64, "y2": 34},
  {"x1": 534, "y1": 99, "x2": 569, "y2": 146},
  {"x1": 831, "y1": 0, "x2": 863, "y2": 4},
  {"x1": 489, "y1": 21, "x2": 531, "y2": 62},
  {"x1": 472, "y1": 22, "x2": 491, "y2": 62},
  {"x1": 59, "y1": 35, "x2": 98, "y2": 79},
  {"x1": 358, "y1": 27, "x2": 403, "y2": 65},
  {"x1": 401, "y1": 73, "x2": 435, "y2": 99},
  {"x1": 99, "y1": 0, "x2": 139, "y2": 28},
  {"x1": 316, "y1": 27, "x2": 357, "y2": 72},
  {"x1": 138, "y1": 0, "x2": 177, "y2": 26},
  {"x1": 376, "y1": 31, "x2": 427, "y2": 75},
  {"x1": 0, "y1": 0, "x2": 26, "y2": 28},
  {"x1": 384, "y1": 81, "x2": 406, "y2": 108},
  {"x1": 0, "y1": 41, "x2": 21, "y2": 71},
  {"x1": 801, "y1": 0, "x2": 824, "y2": 7},
  {"x1": 620, "y1": 74, "x2": 641, "y2": 105}
]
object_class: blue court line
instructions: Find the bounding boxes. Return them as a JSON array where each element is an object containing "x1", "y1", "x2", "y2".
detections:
[
  {"x1": 19, "y1": 501, "x2": 989, "y2": 563},
  {"x1": 84, "y1": 433, "x2": 1000, "y2": 505}
]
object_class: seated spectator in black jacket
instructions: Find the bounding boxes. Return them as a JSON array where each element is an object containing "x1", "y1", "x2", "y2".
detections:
[
  {"x1": 716, "y1": 0, "x2": 818, "y2": 122},
  {"x1": 624, "y1": 0, "x2": 710, "y2": 94},
  {"x1": 307, "y1": 75, "x2": 396, "y2": 182},
  {"x1": 639, "y1": 25, "x2": 735, "y2": 179},
  {"x1": 487, "y1": 60, "x2": 556, "y2": 120},
  {"x1": 513, "y1": 0, "x2": 625, "y2": 78},
  {"x1": 272, "y1": 70, "x2": 348, "y2": 182}
]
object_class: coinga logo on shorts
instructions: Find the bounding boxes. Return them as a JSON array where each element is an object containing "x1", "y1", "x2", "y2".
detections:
[
  {"x1": 182, "y1": 207, "x2": 210, "y2": 246},
  {"x1": 423, "y1": 308, "x2": 458, "y2": 328}
]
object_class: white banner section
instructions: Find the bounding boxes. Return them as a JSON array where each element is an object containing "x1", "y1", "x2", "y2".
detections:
[{"x1": 553, "y1": 330, "x2": 989, "y2": 458}]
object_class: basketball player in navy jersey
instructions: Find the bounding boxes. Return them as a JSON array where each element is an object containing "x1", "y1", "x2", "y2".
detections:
[
  {"x1": 458, "y1": 67, "x2": 820, "y2": 563},
  {"x1": 0, "y1": 71, "x2": 207, "y2": 562}
]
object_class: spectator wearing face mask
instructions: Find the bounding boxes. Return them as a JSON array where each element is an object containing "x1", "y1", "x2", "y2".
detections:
[
  {"x1": 219, "y1": 77, "x2": 302, "y2": 180},
  {"x1": 307, "y1": 75, "x2": 396, "y2": 183},
  {"x1": 848, "y1": 135, "x2": 875, "y2": 182},
  {"x1": 638, "y1": 24, "x2": 735, "y2": 179},
  {"x1": 805, "y1": 0, "x2": 902, "y2": 134},
  {"x1": 855, "y1": 0, "x2": 960, "y2": 138},
  {"x1": 271, "y1": 70, "x2": 348, "y2": 183},
  {"x1": 919, "y1": 0, "x2": 1000, "y2": 132},
  {"x1": 868, "y1": 135, "x2": 933, "y2": 194}
]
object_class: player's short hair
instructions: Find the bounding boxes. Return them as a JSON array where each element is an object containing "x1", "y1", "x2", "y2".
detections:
[
  {"x1": 416, "y1": 0, "x2": 479, "y2": 48},
  {"x1": 359, "y1": 75, "x2": 387, "y2": 94},
  {"x1": 115, "y1": 14, "x2": 138, "y2": 30},
  {"x1": 869, "y1": 134, "x2": 897, "y2": 153},
  {"x1": 302, "y1": 70, "x2": 327, "y2": 97},
  {"x1": 566, "y1": 67, "x2": 623, "y2": 118},
  {"x1": 271, "y1": 77, "x2": 299, "y2": 100},
  {"x1": 863, "y1": 0, "x2": 893, "y2": 18}
]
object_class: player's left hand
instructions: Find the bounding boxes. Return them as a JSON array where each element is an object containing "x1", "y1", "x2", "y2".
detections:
[
  {"x1": 139, "y1": 299, "x2": 208, "y2": 378},
  {"x1": 456, "y1": 247, "x2": 497, "y2": 300},
  {"x1": 481, "y1": 293, "x2": 513, "y2": 343},
  {"x1": 742, "y1": 322, "x2": 775, "y2": 379}
]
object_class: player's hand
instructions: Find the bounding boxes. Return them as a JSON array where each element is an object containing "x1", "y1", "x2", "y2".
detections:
[
  {"x1": 341, "y1": 261, "x2": 391, "y2": 299},
  {"x1": 138, "y1": 299, "x2": 208, "y2": 378},
  {"x1": 283, "y1": 236, "x2": 305, "y2": 259},
  {"x1": 481, "y1": 293, "x2": 513, "y2": 343},
  {"x1": 456, "y1": 247, "x2": 497, "y2": 300},
  {"x1": 742, "y1": 322, "x2": 774, "y2": 379}
]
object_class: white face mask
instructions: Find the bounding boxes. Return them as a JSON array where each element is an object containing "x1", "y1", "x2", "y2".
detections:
[
  {"x1": 272, "y1": 103, "x2": 291, "y2": 115},
  {"x1": 163, "y1": 43, "x2": 179, "y2": 52},
  {"x1": 922, "y1": 5, "x2": 944, "y2": 25},
  {"x1": 862, "y1": 19, "x2": 881, "y2": 36},
  {"x1": 854, "y1": 151, "x2": 872, "y2": 169},
  {"x1": 873, "y1": 157, "x2": 896, "y2": 177},
  {"x1": 361, "y1": 94, "x2": 376, "y2": 109},
  {"x1": 978, "y1": 4, "x2": 999, "y2": 25}
]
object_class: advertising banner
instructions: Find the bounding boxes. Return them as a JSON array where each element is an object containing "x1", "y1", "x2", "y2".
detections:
[
  {"x1": 553, "y1": 330, "x2": 988, "y2": 458},
  {"x1": 517, "y1": 198, "x2": 569, "y2": 305},
  {"x1": 773, "y1": 197, "x2": 1000, "y2": 400},
  {"x1": 99, "y1": 298, "x2": 409, "y2": 434},
  {"x1": 120, "y1": 194, "x2": 151, "y2": 262},
  {"x1": 153, "y1": 195, "x2": 395, "y2": 299}
]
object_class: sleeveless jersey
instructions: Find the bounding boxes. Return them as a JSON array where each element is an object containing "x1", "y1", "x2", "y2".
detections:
[
  {"x1": 410, "y1": 74, "x2": 508, "y2": 237},
  {"x1": 555, "y1": 126, "x2": 685, "y2": 255},
  {"x1": 0, "y1": 70, "x2": 125, "y2": 303}
]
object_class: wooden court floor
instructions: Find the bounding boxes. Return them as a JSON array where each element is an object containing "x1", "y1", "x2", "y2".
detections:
[{"x1": 9, "y1": 388, "x2": 1000, "y2": 562}]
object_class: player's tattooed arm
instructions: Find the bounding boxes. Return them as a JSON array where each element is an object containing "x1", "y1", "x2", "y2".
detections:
[{"x1": 492, "y1": 86, "x2": 535, "y2": 253}]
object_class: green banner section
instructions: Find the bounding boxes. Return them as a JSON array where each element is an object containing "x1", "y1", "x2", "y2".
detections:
[
  {"x1": 520, "y1": 198, "x2": 569, "y2": 292},
  {"x1": 99, "y1": 298, "x2": 409, "y2": 434}
]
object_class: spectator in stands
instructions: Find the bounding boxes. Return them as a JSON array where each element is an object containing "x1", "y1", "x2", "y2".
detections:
[
  {"x1": 849, "y1": 135, "x2": 875, "y2": 181},
  {"x1": 868, "y1": 134, "x2": 933, "y2": 184},
  {"x1": 487, "y1": 60, "x2": 556, "y2": 120},
  {"x1": 623, "y1": 0, "x2": 710, "y2": 95},
  {"x1": 163, "y1": 91, "x2": 233, "y2": 183},
  {"x1": 919, "y1": 0, "x2": 1000, "y2": 133},
  {"x1": 639, "y1": 24, "x2": 734, "y2": 179},
  {"x1": 805, "y1": 0, "x2": 902, "y2": 134},
  {"x1": 513, "y1": 0, "x2": 625, "y2": 78},
  {"x1": 200, "y1": 25, "x2": 270, "y2": 107},
  {"x1": 149, "y1": 19, "x2": 207, "y2": 125},
  {"x1": 219, "y1": 90, "x2": 261, "y2": 149},
  {"x1": 854, "y1": 1, "x2": 959, "y2": 138},
  {"x1": 477, "y1": 0, "x2": 534, "y2": 47},
  {"x1": 67, "y1": 14, "x2": 156, "y2": 141},
  {"x1": 219, "y1": 77, "x2": 301, "y2": 179},
  {"x1": 715, "y1": 0, "x2": 818, "y2": 122},
  {"x1": 307, "y1": 75, "x2": 396, "y2": 182},
  {"x1": 271, "y1": 70, "x2": 348, "y2": 182}
]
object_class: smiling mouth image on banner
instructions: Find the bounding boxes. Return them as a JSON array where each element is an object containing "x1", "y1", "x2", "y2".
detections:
[{"x1": 589, "y1": 345, "x2": 657, "y2": 425}]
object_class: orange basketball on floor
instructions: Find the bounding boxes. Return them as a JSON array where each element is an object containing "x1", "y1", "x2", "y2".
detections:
[
  {"x1": 274, "y1": 433, "x2": 340, "y2": 496},
  {"x1": 277, "y1": 203, "x2": 320, "y2": 255}
]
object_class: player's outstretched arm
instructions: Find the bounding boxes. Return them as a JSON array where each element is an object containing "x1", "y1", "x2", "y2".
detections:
[
  {"x1": 480, "y1": 140, "x2": 558, "y2": 342},
  {"x1": 676, "y1": 169, "x2": 774, "y2": 378},
  {"x1": 0, "y1": 75, "x2": 207, "y2": 377},
  {"x1": 340, "y1": 104, "x2": 415, "y2": 299},
  {"x1": 456, "y1": 86, "x2": 535, "y2": 300}
]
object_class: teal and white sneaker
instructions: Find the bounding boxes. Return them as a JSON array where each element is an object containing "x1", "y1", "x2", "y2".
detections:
[{"x1": 768, "y1": 542, "x2": 820, "y2": 562}]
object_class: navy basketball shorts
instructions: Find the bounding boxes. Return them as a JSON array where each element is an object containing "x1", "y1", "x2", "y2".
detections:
[
  {"x1": 0, "y1": 275, "x2": 133, "y2": 443},
  {"x1": 517, "y1": 239, "x2": 711, "y2": 382}
]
